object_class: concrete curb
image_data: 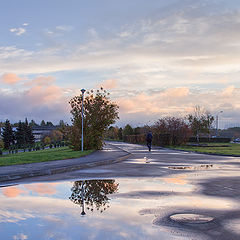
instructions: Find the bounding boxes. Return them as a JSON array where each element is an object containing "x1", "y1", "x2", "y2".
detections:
[{"x1": 0, "y1": 149, "x2": 131, "y2": 183}]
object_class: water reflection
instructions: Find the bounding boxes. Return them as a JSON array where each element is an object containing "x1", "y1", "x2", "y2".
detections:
[{"x1": 69, "y1": 180, "x2": 119, "y2": 215}]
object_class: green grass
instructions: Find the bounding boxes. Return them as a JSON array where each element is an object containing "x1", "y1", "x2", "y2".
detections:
[
  {"x1": 172, "y1": 143, "x2": 240, "y2": 156},
  {"x1": 0, "y1": 147, "x2": 94, "y2": 166}
]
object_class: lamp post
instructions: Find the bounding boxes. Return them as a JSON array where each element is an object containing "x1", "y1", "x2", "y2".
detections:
[
  {"x1": 81, "y1": 181, "x2": 86, "y2": 216},
  {"x1": 216, "y1": 110, "x2": 223, "y2": 137},
  {"x1": 81, "y1": 89, "x2": 86, "y2": 152}
]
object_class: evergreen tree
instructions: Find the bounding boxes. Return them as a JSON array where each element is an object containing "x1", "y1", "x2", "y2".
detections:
[
  {"x1": 29, "y1": 119, "x2": 38, "y2": 127},
  {"x1": 15, "y1": 121, "x2": 25, "y2": 146},
  {"x1": 24, "y1": 118, "x2": 35, "y2": 144},
  {"x1": 1, "y1": 120, "x2": 14, "y2": 149},
  {"x1": 40, "y1": 120, "x2": 46, "y2": 126},
  {"x1": 123, "y1": 124, "x2": 134, "y2": 136},
  {"x1": 46, "y1": 121, "x2": 54, "y2": 126},
  {"x1": 15, "y1": 119, "x2": 35, "y2": 146},
  {"x1": 118, "y1": 127, "x2": 123, "y2": 140}
]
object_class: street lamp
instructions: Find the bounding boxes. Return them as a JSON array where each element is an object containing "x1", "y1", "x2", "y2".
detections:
[
  {"x1": 81, "y1": 181, "x2": 86, "y2": 216},
  {"x1": 81, "y1": 89, "x2": 86, "y2": 152},
  {"x1": 216, "y1": 110, "x2": 223, "y2": 137}
]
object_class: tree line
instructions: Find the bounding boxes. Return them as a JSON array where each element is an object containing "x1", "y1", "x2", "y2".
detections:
[
  {"x1": 105, "y1": 105, "x2": 216, "y2": 146},
  {"x1": 1, "y1": 119, "x2": 35, "y2": 149}
]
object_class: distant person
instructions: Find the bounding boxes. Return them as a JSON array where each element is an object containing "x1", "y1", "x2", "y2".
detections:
[{"x1": 146, "y1": 131, "x2": 153, "y2": 151}]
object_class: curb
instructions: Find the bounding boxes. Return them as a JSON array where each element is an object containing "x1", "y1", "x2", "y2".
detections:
[{"x1": 0, "y1": 152, "x2": 131, "y2": 183}]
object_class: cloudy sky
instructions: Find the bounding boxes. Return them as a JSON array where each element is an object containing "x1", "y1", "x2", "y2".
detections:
[{"x1": 0, "y1": 0, "x2": 240, "y2": 128}]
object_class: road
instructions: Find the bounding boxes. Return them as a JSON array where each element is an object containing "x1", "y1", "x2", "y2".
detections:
[{"x1": 2, "y1": 141, "x2": 240, "y2": 239}]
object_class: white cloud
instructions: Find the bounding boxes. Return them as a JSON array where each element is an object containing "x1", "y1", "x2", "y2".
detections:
[
  {"x1": 13, "y1": 233, "x2": 28, "y2": 240},
  {"x1": 55, "y1": 25, "x2": 73, "y2": 31},
  {"x1": 10, "y1": 28, "x2": 26, "y2": 36}
]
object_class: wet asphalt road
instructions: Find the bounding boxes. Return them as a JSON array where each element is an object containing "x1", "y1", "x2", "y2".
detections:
[{"x1": 5, "y1": 141, "x2": 240, "y2": 240}]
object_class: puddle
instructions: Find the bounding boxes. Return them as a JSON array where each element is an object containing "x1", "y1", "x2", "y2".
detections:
[
  {"x1": 0, "y1": 177, "x2": 238, "y2": 239},
  {"x1": 126, "y1": 157, "x2": 160, "y2": 164},
  {"x1": 168, "y1": 164, "x2": 214, "y2": 170},
  {"x1": 224, "y1": 218, "x2": 240, "y2": 234},
  {"x1": 170, "y1": 213, "x2": 214, "y2": 224}
]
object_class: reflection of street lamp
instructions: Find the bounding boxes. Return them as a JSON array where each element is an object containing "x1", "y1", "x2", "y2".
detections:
[
  {"x1": 81, "y1": 181, "x2": 86, "y2": 216},
  {"x1": 81, "y1": 89, "x2": 86, "y2": 152},
  {"x1": 216, "y1": 111, "x2": 223, "y2": 136}
]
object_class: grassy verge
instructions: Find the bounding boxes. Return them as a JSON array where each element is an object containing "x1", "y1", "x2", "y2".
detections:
[
  {"x1": 171, "y1": 143, "x2": 240, "y2": 156},
  {"x1": 0, "y1": 147, "x2": 94, "y2": 166}
]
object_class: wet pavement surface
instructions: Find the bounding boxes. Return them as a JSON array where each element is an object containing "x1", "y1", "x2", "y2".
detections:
[{"x1": 1, "y1": 141, "x2": 240, "y2": 239}]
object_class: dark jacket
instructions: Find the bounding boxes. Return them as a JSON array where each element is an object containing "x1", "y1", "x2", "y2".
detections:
[{"x1": 146, "y1": 132, "x2": 153, "y2": 142}]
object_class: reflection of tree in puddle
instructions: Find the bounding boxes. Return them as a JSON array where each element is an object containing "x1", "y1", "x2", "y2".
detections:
[
  {"x1": 169, "y1": 164, "x2": 213, "y2": 170},
  {"x1": 69, "y1": 180, "x2": 119, "y2": 215}
]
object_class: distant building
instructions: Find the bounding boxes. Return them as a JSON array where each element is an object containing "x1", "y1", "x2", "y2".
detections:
[
  {"x1": 0, "y1": 126, "x2": 58, "y2": 142},
  {"x1": 32, "y1": 126, "x2": 57, "y2": 142}
]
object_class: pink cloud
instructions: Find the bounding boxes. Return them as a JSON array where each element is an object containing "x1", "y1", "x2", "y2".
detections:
[
  {"x1": 161, "y1": 87, "x2": 189, "y2": 98},
  {"x1": 25, "y1": 183, "x2": 58, "y2": 195},
  {"x1": 26, "y1": 75, "x2": 56, "y2": 87},
  {"x1": 1, "y1": 73, "x2": 21, "y2": 84},
  {"x1": 98, "y1": 79, "x2": 118, "y2": 89},
  {"x1": 2, "y1": 186, "x2": 25, "y2": 198}
]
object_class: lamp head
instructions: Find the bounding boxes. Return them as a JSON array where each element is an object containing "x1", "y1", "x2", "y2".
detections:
[{"x1": 81, "y1": 89, "x2": 86, "y2": 94}]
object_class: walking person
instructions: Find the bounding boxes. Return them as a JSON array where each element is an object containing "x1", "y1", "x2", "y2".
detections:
[{"x1": 146, "y1": 131, "x2": 153, "y2": 151}]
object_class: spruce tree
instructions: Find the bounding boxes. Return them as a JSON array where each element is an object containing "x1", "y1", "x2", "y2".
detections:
[
  {"x1": 25, "y1": 118, "x2": 35, "y2": 144},
  {"x1": 15, "y1": 121, "x2": 25, "y2": 146},
  {"x1": 1, "y1": 120, "x2": 14, "y2": 149}
]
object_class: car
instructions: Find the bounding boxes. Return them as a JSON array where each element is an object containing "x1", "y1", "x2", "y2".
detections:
[{"x1": 233, "y1": 138, "x2": 240, "y2": 143}]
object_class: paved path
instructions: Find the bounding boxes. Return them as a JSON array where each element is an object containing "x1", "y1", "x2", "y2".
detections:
[{"x1": 0, "y1": 143, "x2": 130, "y2": 183}]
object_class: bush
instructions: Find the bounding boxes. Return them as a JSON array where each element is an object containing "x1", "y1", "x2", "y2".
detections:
[{"x1": 0, "y1": 140, "x2": 4, "y2": 149}]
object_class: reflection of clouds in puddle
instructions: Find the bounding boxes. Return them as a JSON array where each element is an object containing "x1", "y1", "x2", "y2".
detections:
[
  {"x1": 163, "y1": 175, "x2": 187, "y2": 185},
  {"x1": 224, "y1": 218, "x2": 240, "y2": 234},
  {"x1": 13, "y1": 233, "x2": 28, "y2": 240},
  {"x1": 2, "y1": 186, "x2": 26, "y2": 198},
  {"x1": 24, "y1": 183, "x2": 58, "y2": 196},
  {"x1": 115, "y1": 177, "x2": 193, "y2": 195},
  {"x1": 0, "y1": 177, "x2": 238, "y2": 240}
]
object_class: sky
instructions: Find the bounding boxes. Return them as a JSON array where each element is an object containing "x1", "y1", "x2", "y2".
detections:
[{"x1": 0, "y1": 0, "x2": 240, "y2": 128}]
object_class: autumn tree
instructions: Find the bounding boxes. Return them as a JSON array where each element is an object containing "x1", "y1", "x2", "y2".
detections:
[
  {"x1": 187, "y1": 105, "x2": 214, "y2": 142},
  {"x1": 153, "y1": 117, "x2": 190, "y2": 145},
  {"x1": 69, "y1": 179, "x2": 119, "y2": 214},
  {"x1": 69, "y1": 88, "x2": 119, "y2": 150}
]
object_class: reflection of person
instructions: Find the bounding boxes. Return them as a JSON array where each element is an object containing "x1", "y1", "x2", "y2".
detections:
[{"x1": 146, "y1": 131, "x2": 153, "y2": 151}]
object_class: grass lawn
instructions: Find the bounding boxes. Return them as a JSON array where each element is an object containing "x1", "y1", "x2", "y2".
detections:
[
  {"x1": 0, "y1": 147, "x2": 94, "y2": 166},
  {"x1": 172, "y1": 143, "x2": 240, "y2": 156}
]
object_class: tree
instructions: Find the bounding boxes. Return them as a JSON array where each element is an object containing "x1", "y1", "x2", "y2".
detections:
[
  {"x1": 50, "y1": 130, "x2": 63, "y2": 142},
  {"x1": 29, "y1": 119, "x2": 38, "y2": 127},
  {"x1": 69, "y1": 88, "x2": 119, "y2": 150},
  {"x1": 187, "y1": 106, "x2": 214, "y2": 142},
  {"x1": 40, "y1": 120, "x2": 46, "y2": 126},
  {"x1": 15, "y1": 121, "x2": 25, "y2": 146},
  {"x1": 1, "y1": 120, "x2": 14, "y2": 149},
  {"x1": 118, "y1": 127, "x2": 123, "y2": 140},
  {"x1": 69, "y1": 179, "x2": 118, "y2": 214},
  {"x1": 154, "y1": 117, "x2": 190, "y2": 145},
  {"x1": 123, "y1": 124, "x2": 134, "y2": 136},
  {"x1": 46, "y1": 121, "x2": 54, "y2": 126},
  {"x1": 24, "y1": 118, "x2": 35, "y2": 144},
  {"x1": 105, "y1": 126, "x2": 119, "y2": 140},
  {"x1": 15, "y1": 119, "x2": 35, "y2": 146}
]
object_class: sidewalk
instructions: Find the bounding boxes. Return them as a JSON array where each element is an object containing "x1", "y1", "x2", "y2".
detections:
[{"x1": 0, "y1": 143, "x2": 130, "y2": 183}]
